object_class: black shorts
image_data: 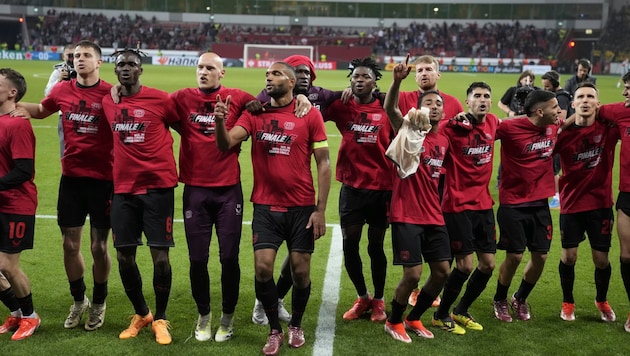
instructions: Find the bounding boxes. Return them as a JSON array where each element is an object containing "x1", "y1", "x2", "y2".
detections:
[
  {"x1": 183, "y1": 184, "x2": 243, "y2": 262},
  {"x1": 57, "y1": 175, "x2": 113, "y2": 229},
  {"x1": 497, "y1": 205, "x2": 553, "y2": 253},
  {"x1": 111, "y1": 188, "x2": 175, "y2": 248},
  {"x1": 0, "y1": 213, "x2": 35, "y2": 253},
  {"x1": 252, "y1": 204, "x2": 315, "y2": 253},
  {"x1": 616, "y1": 191, "x2": 630, "y2": 217},
  {"x1": 444, "y1": 209, "x2": 497, "y2": 255},
  {"x1": 560, "y1": 208, "x2": 613, "y2": 252},
  {"x1": 553, "y1": 154, "x2": 561, "y2": 176},
  {"x1": 391, "y1": 223, "x2": 451, "y2": 266},
  {"x1": 338, "y1": 184, "x2": 390, "y2": 229}
]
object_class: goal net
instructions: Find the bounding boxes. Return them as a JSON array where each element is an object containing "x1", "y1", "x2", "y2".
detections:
[{"x1": 243, "y1": 44, "x2": 314, "y2": 68}]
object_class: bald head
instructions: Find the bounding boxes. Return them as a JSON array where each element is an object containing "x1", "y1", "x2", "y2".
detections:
[{"x1": 197, "y1": 52, "x2": 225, "y2": 90}]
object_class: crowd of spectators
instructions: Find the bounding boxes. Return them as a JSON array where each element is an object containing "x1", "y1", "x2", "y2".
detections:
[
  {"x1": 599, "y1": 5, "x2": 630, "y2": 61},
  {"x1": 25, "y1": 11, "x2": 561, "y2": 60}
]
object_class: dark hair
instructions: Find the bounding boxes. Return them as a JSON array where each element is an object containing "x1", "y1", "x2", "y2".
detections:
[
  {"x1": 517, "y1": 70, "x2": 535, "y2": 86},
  {"x1": 75, "y1": 40, "x2": 102, "y2": 59},
  {"x1": 347, "y1": 57, "x2": 382, "y2": 81},
  {"x1": 273, "y1": 61, "x2": 296, "y2": 79},
  {"x1": 0, "y1": 68, "x2": 27, "y2": 102},
  {"x1": 623, "y1": 71, "x2": 630, "y2": 84},
  {"x1": 466, "y1": 82, "x2": 492, "y2": 96},
  {"x1": 417, "y1": 89, "x2": 443, "y2": 107},
  {"x1": 576, "y1": 82, "x2": 598, "y2": 93},
  {"x1": 541, "y1": 71, "x2": 560, "y2": 88},
  {"x1": 577, "y1": 58, "x2": 592, "y2": 71},
  {"x1": 524, "y1": 90, "x2": 556, "y2": 116}
]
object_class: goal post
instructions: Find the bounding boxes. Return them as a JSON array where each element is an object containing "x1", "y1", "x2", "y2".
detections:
[{"x1": 243, "y1": 44, "x2": 314, "y2": 68}]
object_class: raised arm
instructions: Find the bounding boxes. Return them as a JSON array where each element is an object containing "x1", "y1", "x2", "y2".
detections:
[
  {"x1": 214, "y1": 94, "x2": 249, "y2": 151},
  {"x1": 384, "y1": 54, "x2": 411, "y2": 132}
]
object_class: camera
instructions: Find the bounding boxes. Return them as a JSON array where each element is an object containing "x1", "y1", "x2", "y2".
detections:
[{"x1": 55, "y1": 63, "x2": 77, "y2": 81}]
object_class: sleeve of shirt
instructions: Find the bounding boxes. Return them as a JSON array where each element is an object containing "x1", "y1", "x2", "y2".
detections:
[
  {"x1": 307, "y1": 109, "x2": 328, "y2": 143},
  {"x1": 41, "y1": 84, "x2": 61, "y2": 112},
  {"x1": 500, "y1": 87, "x2": 515, "y2": 105},
  {"x1": 44, "y1": 68, "x2": 61, "y2": 96},
  {"x1": 162, "y1": 95, "x2": 180, "y2": 124}
]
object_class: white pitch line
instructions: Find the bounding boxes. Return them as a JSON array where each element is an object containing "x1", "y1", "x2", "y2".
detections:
[{"x1": 313, "y1": 224, "x2": 342, "y2": 356}]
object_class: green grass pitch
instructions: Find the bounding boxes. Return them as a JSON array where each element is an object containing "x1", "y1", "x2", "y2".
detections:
[{"x1": 0, "y1": 59, "x2": 628, "y2": 355}]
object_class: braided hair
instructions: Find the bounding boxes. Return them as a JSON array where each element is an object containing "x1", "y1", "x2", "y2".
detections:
[
  {"x1": 347, "y1": 57, "x2": 382, "y2": 81},
  {"x1": 111, "y1": 41, "x2": 148, "y2": 61}
]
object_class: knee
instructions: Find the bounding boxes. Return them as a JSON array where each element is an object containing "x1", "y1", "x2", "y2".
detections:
[
  {"x1": 63, "y1": 236, "x2": 81, "y2": 254},
  {"x1": 255, "y1": 261, "x2": 273, "y2": 281},
  {"x1": 91, "y1": 239, "x2": 108, "y2": 257},
  {"x1": 507, "y1": 254, "x2": 524, "y2": 265},
  {"x1": 478, "y1": 262, "x2": 495, "y2": 274},
  {"x1": 291, "y1": 270, "x2": 310, "y2": 289},
  {"x1": 116, "y1": 250, "x2": 135, "y2": 269},
  {"x1": 220, "y1": 257, "x2": 240, "y2": 271}
]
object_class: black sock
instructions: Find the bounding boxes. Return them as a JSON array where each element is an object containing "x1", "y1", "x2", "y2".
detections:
[
  {"x1": 276, "y1": 273, "x2": 293, "y2": 300},
  {"x1": 289, "y1": 283, "x2": 311, "y2": 327},
  {"x1": 368, "y1": 239, "x2": 387, "y2": 299},
  {"x1": 408, "y1": 288, "x2": 435, "y2": 321},
  {"x1": 17, "y1": 293, "x2": 33, "y2": 316},
  {"x1": 344, "y1": 238, "x2": 367, "y2": 296},
  {"x1": 559, "y1": 261, "x2": 575, "y2": 303},
  {"x1": 0, "y1": 287, "x2": 20, "y2": 312},
  {"x1": 153, "y1": 262, "x2": 172, "y2": 320},
  {"x1": 119, "y1": 264, "x2": 149, "y2": 316},
  {"x1": 435, "y1": 268, "x2": 468, "y2": 319},
  {"x1": 388, "y1": 299, "x2": 407, "y2": 324},
  {"x1": 256, "y1": 278, "x2": 281, "y2": 332},
  {"x1": 190, "y1": 260, "x2": 210, "y2": 315},
  {"x1": 454, "y1": 268, "x2": 492, "y2": 315},
  {"x1": 595, "y1": 263, "x2": 612, "y2": 302},
  {"x1": 514, "y1": 279, "x2": 536, "y2": 301},
  {"x1": 69, "y1": 277, "x2": 86, "y2": 302},
  {"x1": 494, "y1": 281, "x2": 511, "y2": 302},
  {"x1": 221, "y1": 258, "x2": 240, "y2": 314},
  {"x1": 92, "y1": 281, "x2": 108, "y2": 305},
  {"x1": 621, "y1": 259, "x2": 630, "y2": 301}
]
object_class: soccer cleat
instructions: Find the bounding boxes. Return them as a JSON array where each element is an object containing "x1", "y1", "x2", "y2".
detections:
[
  {"x1": 431, "y1": 315, "x2": 465, "y2": 335},
  {"x1": 119, "y1": 312, "x2": 154, "y2": 339},
  {"x1": 342, "y1": 296, "x2": 372, "y2": 320},
  {"x1": 252, "y1": 299, "x2": 269, "y2": 325},
  {"x1": 0, "y1": 315, "x2": 21, "y2": 334},
  {"x1": 278, "y1": 298, "x2": 291, "y2": 322},
  {"x1": 432, "y1": 295, "x2": 441, "y2": 308},
  {"x1": 84, "y1": 302, "x2": 106, "y2": 331},
  {"x1": 510, "y1": 294, "x2": 531, "y2": 321},
  {"x1": 549, "y1": 195, "x2": 560, "y2": 209},
  {"x1": 370, "y1": 299, "x2": 387, "y2": 322},
  {"x1": 287, "y1": 325, "x2": 305, "y2": 348},
  {"x1": 492, "y1": 300, "x2": 513, "y2": 323},
  {"x1": 408, "y1": 289, "x2": 419, "y2": 306},
  {"x1": 11, "y1": 315, "x2": 40, "y2": 341},
  {"x1": 64, "y1": 297, "x2": 90, "y2": 329},
  {"x1": 625, "y1": 313, "x2": 630, "y2": 333},
  {"x1": 195, "y1": 313, "x2": 211, "y2": 341},
  {"x1": 214, "y1": 316, "x2": 234, "y2": 342},
  {"x1": 262, "y1": 329, "x2": 284, "y2": 356},
  {"x1": 404, "y1": 318, "x2": 434, "y2": 339},
  {"x1": 152, "y1": 319, "x2": 172, "y2": 345},
  {"x1": 384, "y1": 321, "x2": 411, "y2": 343},
  {"x1": 451, "y1": 312, "x2": 483, "y2": 331},
  {"x1": 595, "y1": 300, "x2": 616, "y2": 322},
  {"x1": 560, "y1": 302, "x2": 575, "y2": 321}
]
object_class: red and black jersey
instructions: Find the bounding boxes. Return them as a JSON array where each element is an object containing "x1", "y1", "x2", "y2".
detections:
[
  {"x1": 236, "y1": 99, "x2": 327, "y2": 207},
  {"x1": 496, "y1": 117, "x2": 559, "y2": 205},
  {"x1": 399, "y1": 90, "x2": 464, "y2": 121},
  {"x1": 41, "y1": 79, "x2": 113, "y2": 180},
  {"x1": 390, "y1": 131, "x2": 449, "y2": 225},
  {"x1": 0, "y1": 114, "x2": 37, "y2": 215},
  {"x1": 555, "y1": 121, "x2": 619, "y2": 214},
  {"x1": 599, "y1": 103, "x2": 630, "y2": 192},
  {"x1": 325, "y1": 98, "x2": 393, "y2": 191},
  {"x1": 441, "y1": 114, "x2": 499, "y2": 213},
  {"x1": 172, "y1": 86, "x2": 255, "y2": 187},
  {"x1": 102, "y1": 86, "x2": 179, "y2": 194}
]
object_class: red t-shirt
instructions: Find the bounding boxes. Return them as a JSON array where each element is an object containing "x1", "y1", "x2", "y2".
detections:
[
  {"x1": 325, "y1": 98, "x2": 393, "y2": 191},
  {"x1": 399, "y1": 90, "x2": 464, "y2": 121},
  {"x1": 441, "y1": 114, "x2": 499, "y2": 213},
  {"x1": 41, "y1": 79, "x2": 113, "y2": 180},
  {"x1": 554, "y1": 121, "x2": 619, "y2": 214},
  {"x1": 0, "y1": 115, "x2": 37, "y2": 215},
  {"x1": 390, "y1": 131, "x2": 449, "y2": 225},
  {"x1": 172, "y1": 86, "x2": 255, "y2": 187},
  {"x1": 236, "y1": 99, "x2": 328, "y2": 207},
  {"x1": 102, "y1": 86, "x2": 179, "y2": 194},
  {"x1": 599, "y1": 103, "x2": 630, "y2": 192},
  {"x1": 496, "y1": 117, "x2": 559, "y2": 205}
]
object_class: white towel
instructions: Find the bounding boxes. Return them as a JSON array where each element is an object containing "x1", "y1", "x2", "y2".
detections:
[{"x1": 385, "y1": 107, "x2": 432, "y2": 178}]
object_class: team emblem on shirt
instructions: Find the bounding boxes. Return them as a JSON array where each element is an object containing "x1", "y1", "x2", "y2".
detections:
[{"x1": 348, "y1": 112, "x2": 383, "y2": 144}]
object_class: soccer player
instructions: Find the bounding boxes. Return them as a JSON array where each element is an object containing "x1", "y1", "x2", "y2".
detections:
[
  {"x1": 564, "y1": 58, "x2": 597, "y2": 96},
  {"x1": 170, "y1": 52, "x2": 256, "y2": 342},
  {"x1": 0, "y1": 68, "x2": 40, "y2": 340},
  {"x1": 432, "y1": 82, "x2": 499, "y2": 335},
  {"x1": 596, "y1": 71, "x2": 630, "y2": 332},
  {"x1": 324, "y1": 57, "x2": 392, "y2": 323},
  {"x1": 382, "y1": 59, "x2": 451, "y2": 343},
  {"x1": 17, "y1": 40, "x2": 113, "y2": 331},
  {"x1": 214, "y1": 61, "x2": 331, "y2": 356},
  {"x1": 492, "y1": 90, "x2": 562, "y2": 322},
  {"x1": 0, "y1": 273, "x2": 22, "y2": 335},
  {"x1": 102, "y1": 49, "x2": 179, "y2": 345},
  {"x1": 554, "y1": 83, "x2": 618, "y2": 322}
]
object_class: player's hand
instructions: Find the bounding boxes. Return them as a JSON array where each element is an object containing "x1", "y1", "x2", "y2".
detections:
[
  {"x1": 392, "y1": 53, "x2": 412, "y2": 82},
  {"x1": 294, "y1": 94, "x2": 312, "y2": 117},
  {"x1": 10, "y1": 107, "x2": 30, "y2": 119},
  {"x1": 110, "y1": 84, "x2": 122, "y2": 104},
  {"x1": 214, "y1": 94, "x2": 231, "y2": 121},
  {"x1": 340, "y1": 87, "x2": 353, "y2": 104},
  {"x1": 245, "y1": 99, "x2": 264, "y2": 113},
  {"x1": 306, "y1": 210, "x2": 326, "y2": 241}
]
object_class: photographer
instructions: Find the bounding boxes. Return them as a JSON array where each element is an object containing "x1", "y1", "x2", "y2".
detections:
[
  {"x1": 498, "y1": 70, "x2": 538, "y2": 116},
  {"x1": 44, "y1": 44, "x2": 75, "y2": 157}
]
